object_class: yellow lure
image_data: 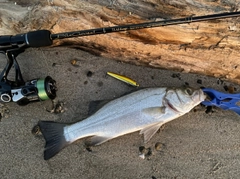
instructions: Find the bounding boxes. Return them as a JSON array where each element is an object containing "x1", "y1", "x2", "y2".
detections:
[{"x1": 107, "y1": 72, "x2": 139, "y2": 87}]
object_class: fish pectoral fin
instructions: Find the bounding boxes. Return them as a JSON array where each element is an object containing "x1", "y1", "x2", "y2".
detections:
[
  {"x1": 86, "y1": 135, "x2": 111, "y2": 146},
  {"x1": 142, "y1": 107, "x2": 166, "y2": 118},
  {"x1": 140, "y1": 122, "x2": 164, "y2": 143}
]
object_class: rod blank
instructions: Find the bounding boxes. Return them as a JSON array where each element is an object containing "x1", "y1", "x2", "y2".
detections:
[{"x1": 51, "y1": 11, "x2": 240, "y2": 40}]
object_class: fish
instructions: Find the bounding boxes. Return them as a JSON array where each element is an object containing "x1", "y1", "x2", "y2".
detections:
[{"x1": 38, "y1": 86, "x2": 206, "y2": 160}]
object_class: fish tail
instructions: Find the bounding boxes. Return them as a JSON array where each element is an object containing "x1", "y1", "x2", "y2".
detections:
[{"x1": 38, "y1": 121, "x2": 69, "y2": 160}]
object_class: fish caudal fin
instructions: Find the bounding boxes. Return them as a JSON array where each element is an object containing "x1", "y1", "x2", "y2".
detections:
[{"x1": 38, "y1": 121, "x2": 69, "y2": 160}]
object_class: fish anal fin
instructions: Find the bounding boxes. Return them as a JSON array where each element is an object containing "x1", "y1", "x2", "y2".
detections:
[
  {"x1": 140, "y1": 122, "x2": 163, "y2": 143},
  {"x1": 86, "y1": 135, "x2": 111, "y2": 146},
  {"x1": 142, "y1": 107, "x2": 165, "y2": 118}
]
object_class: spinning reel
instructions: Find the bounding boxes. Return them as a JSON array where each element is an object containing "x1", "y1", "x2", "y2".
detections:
[{"x1": 0, "y1": 30, "x2": 56, "y2": 105}]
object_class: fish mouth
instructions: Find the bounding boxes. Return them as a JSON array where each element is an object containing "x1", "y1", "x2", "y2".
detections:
[{"x1": 165, "y1": 99, "x2": 179, "y2": 112}]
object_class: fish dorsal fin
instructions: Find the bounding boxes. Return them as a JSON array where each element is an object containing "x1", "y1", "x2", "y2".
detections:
[
  {"x1": 142, "y1": 107, "x2": 166, "y2": 118},
  {"x1": 140, "y1": 122, "x2": 164, "y2": 143},
  {"x1": 88, "y1": 88, "x2": 145, "y2": 115},
  {"x1": 88, "y1": 100, "x2": 111, "y2": 115}
]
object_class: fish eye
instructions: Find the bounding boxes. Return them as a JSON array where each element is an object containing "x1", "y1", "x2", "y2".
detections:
[{"x1": 185, "y1": 88, "x2": 193, "y2": 95}]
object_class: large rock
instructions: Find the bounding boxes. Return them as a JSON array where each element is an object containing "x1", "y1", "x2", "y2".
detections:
[{"x1": 1, "y1": 0, "x2": 240, "y2": 83}]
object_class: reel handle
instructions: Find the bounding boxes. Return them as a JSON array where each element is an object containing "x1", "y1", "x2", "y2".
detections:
[{"x1": 11, "y1": 76, "x2": 57, "y2": 105}]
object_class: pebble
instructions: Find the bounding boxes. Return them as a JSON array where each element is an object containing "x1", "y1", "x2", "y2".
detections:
[
  {"x1": 197, "y1": 79, "x2": 202, "y2": 84},
  {"x1": 139, "y1": 146, "x2": 152, "y2": 159},
  {"x1": 32, "y1": 125, "x2": 41, "y2": 136},
  {"x1": 205, "y1": 106, "x2": 213, "y2": 114},
  {"x1": 155, "y1": 142, "x2": 163, "y2": 151},
  {"x1": 87, "y1": 71, "x2": 93, "y2": 77},
  {"x1": 70, "y1": 59, "x2": 80, "y2": 67}
]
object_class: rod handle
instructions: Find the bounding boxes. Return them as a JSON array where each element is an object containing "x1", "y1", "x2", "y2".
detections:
[{"x1": 26, "y1": 30, "x2": 53, "y2": 47}]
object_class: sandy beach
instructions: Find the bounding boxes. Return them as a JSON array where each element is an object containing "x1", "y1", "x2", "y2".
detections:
[{"x1": 1, "y1": 47, "x2": 240, "y2": 178}]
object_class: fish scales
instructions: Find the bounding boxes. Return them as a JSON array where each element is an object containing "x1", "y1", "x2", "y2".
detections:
[
  {"x1": 65, "y1": 88, "x2": 167, "y2": 140},
  {"x1": 38, "y1": 87, "x2": 205, "y2": 160}
]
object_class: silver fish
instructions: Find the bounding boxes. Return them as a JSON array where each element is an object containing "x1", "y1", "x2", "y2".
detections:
[{"x1": 38, "y1": 87, "x2": 206, "y2": 160}]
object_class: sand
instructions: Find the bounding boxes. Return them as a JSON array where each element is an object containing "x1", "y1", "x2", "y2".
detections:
[{"x1": 1, "y1": 47, "x2": 240, "y2": 179}]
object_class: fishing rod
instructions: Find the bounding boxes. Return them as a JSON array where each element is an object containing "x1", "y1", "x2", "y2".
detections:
[
  {"x1": 0, "y1": 11, "x2": 239, "y2": 105},
  {"x1": 51, "y1": 11, "x2": 240, "y2": 40}
]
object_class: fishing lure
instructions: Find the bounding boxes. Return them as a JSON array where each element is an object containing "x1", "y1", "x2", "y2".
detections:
[{"x1": 107, "y1": 72, "x2": 139, "y2": 87}]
